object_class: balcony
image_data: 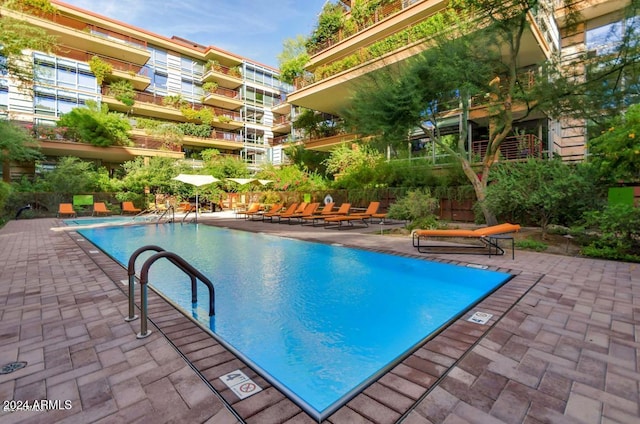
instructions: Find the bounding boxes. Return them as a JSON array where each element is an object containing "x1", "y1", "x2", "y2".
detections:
[
  {"x1": 271, "y1": 98, "x2": 291, "y2": 115},
  {"x1": 101, "y1": 88, "x2": 185, "y2": 121},
  {"x1": 36, "y1": 135, "x2": 183, "y2": 162},
  {"x1": 272, "y1": 115, "x2": 291, "y2": 133},
  {"x1": 307, "y1": 0, "x2": 415, "y2": 56},
  {"x1": 130, "y1": 129, "x2": 244, "y2": 152},
  {"x1": 472, "y1": 134, "x2": 546, "y2": 161},
  {"x1": 58, "y1": 46, "x2": 151, "y2": 90},
  {"x1": 289, "y1": 2, "x2": 554, "y2": 116},
  {"x1": 202, "y1": 65, "x2": 243, "y2": 89},
  {"x1": 305, "y1": 0, "x2": 442, "y2": 71},
  {"x1": 202, "y1": 86, "x2": 243, "y2": 110},
  {"x1": 101, "y1": 88, "x2": 243, "y2": 128},
  {"x1": 2, "y1": 8, "x2": 150, "y2": 65}
]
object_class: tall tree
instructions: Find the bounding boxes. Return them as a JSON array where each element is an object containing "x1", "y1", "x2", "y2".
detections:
[
  {"x1": 0, "y1": 120, "x2": 43, "y2": 182},
  {"x1": 342, "y1": 0, "x2": 637, "y2": 224}
]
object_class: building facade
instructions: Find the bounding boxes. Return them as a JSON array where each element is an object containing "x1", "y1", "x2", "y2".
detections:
[
  {"x1": 285, "y1": 0, "x2": 633, "y2": 162},
  {"x1": 0, "y1": 0, "x2": 293, "y2": 181}
]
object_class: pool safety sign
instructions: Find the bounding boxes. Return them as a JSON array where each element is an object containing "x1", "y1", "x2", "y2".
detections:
[
  {"x1": 219, "y1": 370, "x2": 262, "y2": 400},
  {"x1": 468, "y1": 311, "x2": 493, "y2": 325}
]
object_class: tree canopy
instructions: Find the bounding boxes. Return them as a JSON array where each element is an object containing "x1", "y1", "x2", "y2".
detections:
[
  {"x1": 0, "y1": 0, "x2": 57, "y2": 86},
  {"x1": 342, "y1": 0, "x2": 639, "y2": 224},
  {"x1": 588, "y1": 102, "x2": 640, "y2": 183},
  {"x1": 0, "y1": 120, "x2": 43, "y2": 170},
  {"x1": 57, "y1": 101, "x2": 132, "y2": 147}
]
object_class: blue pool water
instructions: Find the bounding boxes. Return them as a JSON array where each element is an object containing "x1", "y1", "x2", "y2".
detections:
[
  {"x1": 77, "y1": 223, "x2": 511, "y2": 420},
  {"x1": 64, "y1": 216, "x2": 139, "y2": 226}
]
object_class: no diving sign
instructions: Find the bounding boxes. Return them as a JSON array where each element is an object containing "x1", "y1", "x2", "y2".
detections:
[{"x1": 219, "y1": 370, "x2": 262, "y2": 400}]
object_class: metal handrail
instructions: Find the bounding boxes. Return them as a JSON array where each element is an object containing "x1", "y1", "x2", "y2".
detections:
[
  {"x1": 182, "y1": 208, "x2": 195, "y2": 223},
  {"x1": 125, "y1": 245, "x2": 215, "y2": 339},
  {"x1": 156, "y1": 205, "x2": 175, "y2": 223}
]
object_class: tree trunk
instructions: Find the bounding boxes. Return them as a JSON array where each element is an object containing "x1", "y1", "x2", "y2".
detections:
[{"x1": 459, "y1": 158, "x2": 498, "y2": 225}]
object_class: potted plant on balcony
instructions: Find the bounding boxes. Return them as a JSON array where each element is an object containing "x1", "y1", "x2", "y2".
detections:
[
  {"x1": 88, "y1": 56, "x2": 113, "y2": 85},
  {"x1": 162, "y1": 94, "x2": 187, "y2": 109},
  {"x1": 202, "y1": 81, "x2": 219, "y2": 94},
  {"x1": 228, "y1": 66, "x2": 241, "y2": 78},
  {"x1": 204, "y1": 59, "x2": 222, "y2": 73},
  {"x1": 107, "y1": 80, "x2": 135, "y2": 107}
]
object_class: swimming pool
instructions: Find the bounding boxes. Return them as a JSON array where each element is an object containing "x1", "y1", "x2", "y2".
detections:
[
  {"x1": 63, "y1": 216, "x2": 155, "y2": 227},
  {"x1": 64, "y1": 216, "x2": 137, "y2": 226},
  {"x1": 77, "y1": 223, "x2": 512, "y2": 420}
]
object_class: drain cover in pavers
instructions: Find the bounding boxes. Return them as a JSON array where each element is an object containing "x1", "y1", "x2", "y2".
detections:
[{"x1": 0, "y1": 361, "x2": 27, "y2": 374}]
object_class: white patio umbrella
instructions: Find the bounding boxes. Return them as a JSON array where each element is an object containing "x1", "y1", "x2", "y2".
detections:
[
  {"x1": 226, "y1": 178, "x2": 257, "y2": 185},
  {"x1": 226, "y1": 178, "x2": 273, "y2": 186},
  {"x1": 172, "y1": 174, "x2": 219, "y2": 222}
]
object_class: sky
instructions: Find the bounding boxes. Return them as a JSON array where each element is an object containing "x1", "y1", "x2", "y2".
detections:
[{"x1": 59, "y1": 0, "x2": 328, "y2": 69}]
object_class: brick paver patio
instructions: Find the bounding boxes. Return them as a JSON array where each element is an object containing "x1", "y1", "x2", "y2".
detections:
[{"x1": 0, "y1": 216, "x2": 638, "y2": 423}]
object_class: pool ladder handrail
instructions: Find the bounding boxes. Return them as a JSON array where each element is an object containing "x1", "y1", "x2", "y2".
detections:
[
  {"x1": 125, "y1": 245, "x2": 215, "y2": 339},
  {"x1": 156, "y1": 205, "x2": 175, "y2": 223},
  {"x1": 182, "y1": 207, "x2": 195, "y2": 224}
]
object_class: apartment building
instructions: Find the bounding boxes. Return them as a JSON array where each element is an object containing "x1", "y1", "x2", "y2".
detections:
[
  {"x1": 0, "y1": 0, "x2": 293, "y2": 181},
  {"x1": 286, "y1": 0, "x2": 633, "y2": 162}
]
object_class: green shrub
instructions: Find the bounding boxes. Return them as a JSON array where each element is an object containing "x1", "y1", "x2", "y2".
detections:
[
  {"x1": 0, "y1": 181, "x2": 12, "y2": 220},
  {"x1": 578, "y1": 204, "x2": 640, "y2": 262},
  {"x1": 515, "y1": 238, "x2": 548, "y2": 252},
  {"x1": 387, "y1": 189, "x2": 439, "y2": 230}
]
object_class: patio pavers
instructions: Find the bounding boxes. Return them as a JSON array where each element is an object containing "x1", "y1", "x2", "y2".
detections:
[{"x1": 0, "y1": 216, "x2": 638, "y2": 423}]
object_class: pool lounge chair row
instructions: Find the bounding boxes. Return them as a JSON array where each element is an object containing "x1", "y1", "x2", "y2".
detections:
[
  {"x1": 57, "y1": 201, "x2": 141, "y2": 218},
  {"x1": 248, "y1": 201, "x2": 387, "y2": 228},
  {"x1": 412, "y1": 223, "x2": 521, "y2": 257}
]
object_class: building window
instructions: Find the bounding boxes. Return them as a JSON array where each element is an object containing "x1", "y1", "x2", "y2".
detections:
[
  {"x1": 148, "y1": 46, "x2": 167, "y2": 67},
  {"x1": 153, "y1": 72, "x2": 168, "y2": 89},
  {"x1": 33, "y1": 53, "x2": 97, "y2": 93},
  {"x1": 181, "y1": 78, "x2": 200, "y2": 99},
  {"x1": 0, "y1": 84, "x2": 8, "y2": 110},
  {"x1": 34, "y1": 86, "x2": 97, "y2": 117},
  {"x1": 587, "y1": 16, "x2": 639, "y2": 56}
]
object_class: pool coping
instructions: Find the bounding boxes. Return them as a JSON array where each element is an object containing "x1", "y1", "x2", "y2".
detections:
[{"x1": 67, "y1": 221, "x2": 545, "y2": 423}]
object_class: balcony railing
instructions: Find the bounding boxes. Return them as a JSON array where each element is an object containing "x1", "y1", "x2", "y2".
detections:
[
  {"x1": 40, "y1": 11, "x2": 147, "y2": 49},
  {"x1": 100, "y1": 87, "x2": 242, "y2": 121},
  {"x1": 211, "y1": 130, "x2": 243, "y2": 142},
  {"x1": 203, "y1": 64, "x2": 242, "y2": 79},
  {"x1": 204, "y1": 86, "x2": 241, "y2": 100},
  {"x1": 57, "y1": 46, "x2": 150, "y2": 77},
  {"x1": 471, "y1": 134, "x2": 545, "y2": 161},
  {"x1": 271, "y1": 135, "x2": 295, "y2": 146},
  {"x1": 273, "y1": 115, "x2": 290, "y2": 126},
  {"x1": 307, "y1": 0, "x2": 414, "y2": 56}
]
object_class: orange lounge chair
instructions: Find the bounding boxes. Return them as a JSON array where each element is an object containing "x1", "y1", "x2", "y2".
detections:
[
  {"x1": 176, "y1": 202, "x2": 195, "y2": 213},
  {"x1": 281, "y1": 202, "x2": 320, "y2": 225},
  {"x1": 122, "y1": 201, "x2": 142, "y2": 214},
  {"x1": 271, "y1": 202, "x2": 308, "y2": 223},
  {"x1": 57, "y1": 203, "x2": 76, "y2": 218},
  {"x1": 236, "y1": 202, "x2": 261, "y2": 219},
  {"x1": 412, "y1": 223, "x2": 521, "y2": 256},
  {"x1": 323, "y1": 201, "x2": 380, "y2": 229},
  {"x1": 255, "y1": 203, "x2": 284, "y2": 221},
  {"x1": 92, "y1": 202, "x2": 111, "y2": 216},
  {"x1": 301, "y1": 203, "x2": 351, "y2": 226},
  {"x1": 263, "y1": 203, "x2": 298, "y2": 223}
]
